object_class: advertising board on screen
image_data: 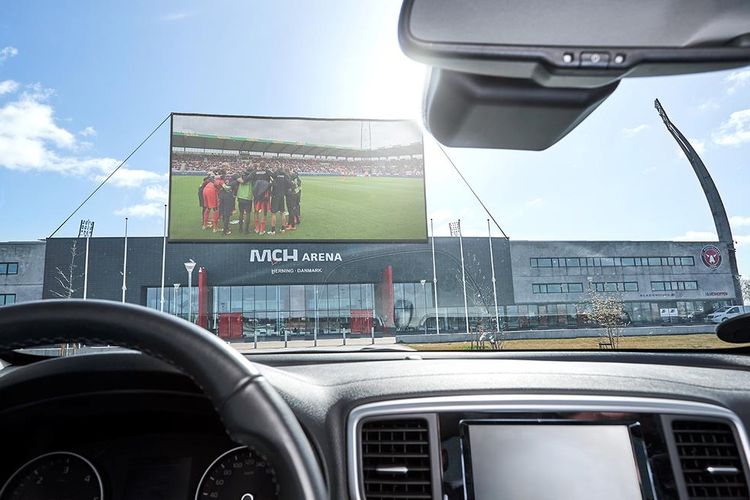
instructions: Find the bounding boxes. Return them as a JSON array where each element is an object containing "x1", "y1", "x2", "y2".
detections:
[{"x1": 168, "y1": 113, "x2": 427, "y2": 242}]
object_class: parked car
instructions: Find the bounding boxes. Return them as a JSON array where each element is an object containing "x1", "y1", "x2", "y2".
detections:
[
  {"x1": 710, "y1": 306, "x2": 750, "y2": 323},
  {"x1": 706, "y1": 306, "x2": 733, "y2": 323}
]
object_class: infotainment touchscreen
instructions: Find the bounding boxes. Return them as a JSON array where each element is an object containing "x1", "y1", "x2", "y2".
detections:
[{"x1": 464, "y1": 424, "x2": 642, "y2": 500}]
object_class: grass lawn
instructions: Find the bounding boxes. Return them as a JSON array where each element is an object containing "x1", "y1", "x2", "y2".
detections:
[
  {"x1": 406, "y1": 333, "x2": 750, "y2": 350},
  {"x1": 169, "y1": 175, "x2": 427, "y2": 241}
]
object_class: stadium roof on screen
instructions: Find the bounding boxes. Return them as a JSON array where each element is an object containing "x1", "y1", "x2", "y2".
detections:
[{"x1": 172, "y1": 132, "x2": 422, "y2": 159}]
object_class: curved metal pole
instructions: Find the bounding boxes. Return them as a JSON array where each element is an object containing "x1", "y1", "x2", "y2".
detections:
[{"x1": 655, "y1": 99, "x2": 742, "y2": 303}]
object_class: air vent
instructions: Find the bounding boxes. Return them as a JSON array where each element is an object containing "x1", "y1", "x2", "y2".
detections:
[
  {"x1": 360, "y1": 418, "x2": 433, "y2": 500},
  {"x1": 673, "y1": 420, "x2": 749, "y2": 499}
]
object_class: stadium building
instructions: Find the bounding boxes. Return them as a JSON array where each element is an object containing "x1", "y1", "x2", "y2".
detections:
[
  {"x1": 31, "y1": 237, "x2": 737, "y2": 339},
  {"x1": 0, "y1": 241, "x2": 46, "y2": 306}
]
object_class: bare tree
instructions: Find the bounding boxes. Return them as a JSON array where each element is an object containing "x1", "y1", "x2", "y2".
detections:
[
  {"x1": 50, "y1": 240, "x2": 82, "y2": 299},
  {"x1": 581, "y1": 288, "x2": 627, "y2": 349},
  {"x1": 48, "y1": 241, "x2": 83, "y2": 356},
  {"x1": 460, "y1": 253, "x2": 504, "y2": 350},
  {"x1": 741, "y1": 277, "x2": 750, "y2": 305}
]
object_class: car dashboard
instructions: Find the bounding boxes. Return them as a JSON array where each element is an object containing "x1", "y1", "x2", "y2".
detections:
[{"x1": 2, "y1": 350, "x2": 750, "y2": 500}]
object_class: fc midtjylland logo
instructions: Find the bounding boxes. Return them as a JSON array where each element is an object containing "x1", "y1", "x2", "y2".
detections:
[{"x1": 701, "y1": 245, "x2": 722, "y2": 269}]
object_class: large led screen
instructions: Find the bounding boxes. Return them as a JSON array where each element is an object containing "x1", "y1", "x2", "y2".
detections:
[{"x1": 169, "y1": 114, "x2": 427, "y2": 242}]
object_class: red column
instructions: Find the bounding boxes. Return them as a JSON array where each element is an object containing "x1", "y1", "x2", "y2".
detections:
[
  {"x1": 376, "y1": 265, "x2": 395, "y2": 328},
  {"x1": 197, "y1": 266, "x2": 208, "y2": 329}
]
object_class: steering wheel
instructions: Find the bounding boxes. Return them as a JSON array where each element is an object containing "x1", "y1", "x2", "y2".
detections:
[{"x1": 0, "y1": 299, "x2": 327, "y2": 500}]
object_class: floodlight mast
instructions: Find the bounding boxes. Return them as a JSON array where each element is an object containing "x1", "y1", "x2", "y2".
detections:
[{"x1": 655, "y1": 99, "x2": 742, "y2": 304}]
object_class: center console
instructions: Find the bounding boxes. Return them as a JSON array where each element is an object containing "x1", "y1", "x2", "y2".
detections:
[{"x1": 347, "y1": 395, "x2": 750, "y2": 500}]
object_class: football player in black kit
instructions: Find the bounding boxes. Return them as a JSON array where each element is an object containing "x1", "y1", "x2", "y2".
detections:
[
  {"x1": 269, "y1": 162, "x2": 288, "y2": 235},
  {"x1": 251, "y1": 162, "x2": 272, "y2": 234},
  {"x1": 285, "y1": 169, "x2": 301, "y2": 230}
]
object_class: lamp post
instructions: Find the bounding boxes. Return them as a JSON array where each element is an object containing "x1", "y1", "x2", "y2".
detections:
[
  {"x1": 173, "y1": 283, "x2": 180, "y2": 316},
  {"x1": 314, "y1": 285, "x2": 319, "y2": 347},
  {"x1": 420, "y1": 279, "x2": 427, "y2": 334},
  {"x1": 160, "y1": 204, "x2": 167, "y2": 312},
  {"x1": 172, "y1": 283, "x2": 180, "y2": 316},
  {"x1": 184, "y1": 259, "x2": 196, "y2": 322},
  {"x1": 121, "y1": 218, "x2": 128, "y2": 303},
  {"x1": 78, "y1": 220, "x2": 95, "y2": 299}
]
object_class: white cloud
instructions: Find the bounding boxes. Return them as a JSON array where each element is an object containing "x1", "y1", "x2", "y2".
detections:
[
  {"x1": 674, "y1": 138, "x2": 706, "y2": 157},
  {"x1": 0, "y1": 46, "x2": 18, "y2": 63},
  {"x1": 698, "y1": 98, "x2": 720, "y2": 112},
  {"x1": 162, "y1": 11, "x2": 195, "y2": 21},
  {"x1": 0, "y1": 80, "x2": 19, "y2": 95},
  {"x1": 115, "y1": 203, "x2": 165, "y2": 218},
  {"x1": 113, "y1": 180, "x2": 167, "y2": 219},
  {"x1": 0, "y1": 74, "x2": 171, "y2": 227},
  {"x1": 0, "y1": 90, "x2": 78, "y2": 170},
  {"x1": 726, "y1": 69, "x2": 750, "y2": 95},
  {"x1": 144, "y1": 184, "x2": 168, "y2": 203},
  {"x1": 22, "y1": 82, "x2": 56, "y2": 102},
  {"x1": 730, "y1": 216, "x2": 750, "y2": 227},
  {"x1": 98, "y1": 167, "x2": 166, "y2": 188},
  {"x1": 0, "y1": 80, "x2": 166, "y2": 191},
  {"x1": 671, "y1": 230, "x2": 718, "y2": 241},
  {"x1": 712, "y1": 109, "x2": 750, "y2": 146},
  {"x1": 688, "y1": 137, "x2": 706, "y2": 155},
  {"x1": 736, "y1": 235, "x2": 750, "y2": 247},
  {"x1": 622, "y1": 124, "x2": 649, "y2": 137}
]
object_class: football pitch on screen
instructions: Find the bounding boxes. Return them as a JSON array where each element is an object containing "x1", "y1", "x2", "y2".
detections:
[{"x1": 169, "y1": 175, "x2": 427, "y2": 241}]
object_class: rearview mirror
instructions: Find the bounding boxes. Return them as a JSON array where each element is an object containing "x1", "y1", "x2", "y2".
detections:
[
  {"x1": 400, "y1": 0, "x2": 750, "y2": 88},
  {"x1": 399, "y1": 0, "x2": 750, "y2": 150}
]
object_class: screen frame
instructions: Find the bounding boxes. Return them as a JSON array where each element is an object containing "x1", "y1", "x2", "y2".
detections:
[
  {"x1": 459, "y1": 419, "x2": 651, "y2": 500},
  {"x1": 167, "y1": 112, "x2": 429, "y2": 244}
]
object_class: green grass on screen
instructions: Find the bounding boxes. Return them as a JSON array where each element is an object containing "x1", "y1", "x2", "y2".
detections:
[{"x1": 169, "y1": 175, "x2": 427, "y2": 241}]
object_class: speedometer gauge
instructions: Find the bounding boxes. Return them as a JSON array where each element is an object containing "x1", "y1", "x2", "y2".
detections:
[
  {"x1": 0, "y1": 451, "x2": 103, "y2": 500},
  {"x1": 196, "y1": 446, "x2": 280, "y2": 500}
]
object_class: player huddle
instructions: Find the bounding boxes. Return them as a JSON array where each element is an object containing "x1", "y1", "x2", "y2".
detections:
[{"x1": 199, "y1": 160, "x2": 302, "y2": 236}]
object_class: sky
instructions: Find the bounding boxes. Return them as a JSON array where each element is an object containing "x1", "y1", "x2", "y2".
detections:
[{"x1": 0, "y1": 1, "x2": 749, "y2": 274}]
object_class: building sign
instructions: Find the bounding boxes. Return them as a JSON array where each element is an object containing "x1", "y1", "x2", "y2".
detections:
[
  {"x1": 701, "y1": 245, "x2": 722, "y2": 269},
  {"x1": 249, "y1": 248, "x2": 343, "y2": 263},
  {"x1": 249, "y1": 248, "x2": 343, "y2": 276},
  {"x1": 640, "y1": 292, "x2": 676, "y2": 298},
  {"x1": 705, "y1": 291, "x2": 730, "y2": 297}
]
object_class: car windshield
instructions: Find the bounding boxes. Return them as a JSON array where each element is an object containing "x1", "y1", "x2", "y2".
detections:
[{"x1": 1, "y1": 1, "x2": 749, "y2": 354}]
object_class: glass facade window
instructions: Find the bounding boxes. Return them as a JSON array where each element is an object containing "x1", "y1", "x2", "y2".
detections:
[
  {"x1": 567, "y1": 283, "x2": 584, "y2": 293},
  {"x1": 144, "y1": 284, "x2": 730, "y2": 336},
  {"x1": 0, "y1": 262, "x2": 19, "y2": 275},
  {"x1": 590, "y1": 282, "x2": 639, "y2": 292},
  {"x1": 684, "y1": 281, "x2": 698, "y2": 290},
  {"x1": 532, "y1": 283, "x2": 584, "y2": 294},
  {"x1": 530, "y1": 255, "x2": 696, "y2": 268},
  {"x1": 146, "y1": 282, "x2": 434, "y2": 334},
  {"x1": 650, "y1": 281, "x2": 698, "y2": 291},
  {"x1": 0, "y1": 293, "x2": 16, "y2": 305}
]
